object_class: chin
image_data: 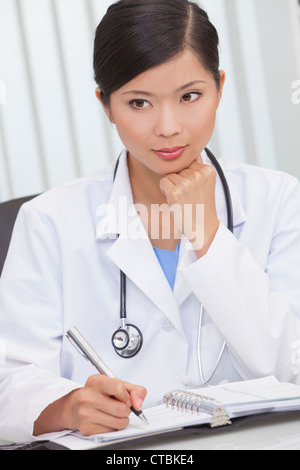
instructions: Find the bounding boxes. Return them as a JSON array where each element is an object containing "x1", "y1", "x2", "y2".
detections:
[{"x1": 159, "y1": 157, "x2": 194, "y2": 175}]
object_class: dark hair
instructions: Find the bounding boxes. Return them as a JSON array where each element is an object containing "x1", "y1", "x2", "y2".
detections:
[{"x1": 94, "y1": 0, "x2": 220, "y2": 106}]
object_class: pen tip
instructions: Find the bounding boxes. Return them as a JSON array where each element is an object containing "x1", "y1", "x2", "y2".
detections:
[{"x1": 140, "y1": 412, "x2": 149, "y2": 425}]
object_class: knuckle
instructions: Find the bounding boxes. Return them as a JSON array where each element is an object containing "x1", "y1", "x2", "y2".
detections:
[
  {"x1": 77, "y1": 406, "x2": 88, "y2": 422},
  {"x1": 205, "y1": 165, "x2": 216, "y2": 178},
  {"x1": 76, "y1": 389, "x2": 89, "y2": 407},
  {"x1": 86, "y1": 374, "x2": 101, "y2": 388},
  {"x1": 76, "y1": 392, "x2": 92, "y2": 413},
  {"x1": 114, "y1": 379, "x2": 126, "y2": 397},
  {"x1": 172, "y1": 186, "x2": 183, "y2": 199},
  {"x1": 182, "y1": 178, "x2": 193, "y2": 189},
  {"x1": 195, "y1": 169, "x2": 204, "y2": 180},
  {"x1": 188, "y1": 168, "x2": 199, "y2": 179}
]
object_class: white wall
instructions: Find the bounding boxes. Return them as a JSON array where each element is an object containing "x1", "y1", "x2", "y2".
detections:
[{"x1": 0, "y1": 0, "x2": 299, "y2": 202}]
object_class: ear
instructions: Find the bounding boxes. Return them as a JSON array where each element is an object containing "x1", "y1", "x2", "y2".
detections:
[
  {"x1": 217, "y1": 70, "x2": 226, "y2": 106},
  {"x1": 95, "y1": 87, "x2": 115, "y2": 123}
]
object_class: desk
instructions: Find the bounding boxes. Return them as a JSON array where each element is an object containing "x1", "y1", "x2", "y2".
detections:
[
  {"x1": 113, "y1": 413, "x2": 300, "y2": 451},
  {"x1": 2, "y1": 412, "x2": 300, "y2": 450}
]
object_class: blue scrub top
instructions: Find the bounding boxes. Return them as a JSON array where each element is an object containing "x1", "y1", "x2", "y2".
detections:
[{"x1": 153, "y1": 242, "x2": 181, "y2": 290}]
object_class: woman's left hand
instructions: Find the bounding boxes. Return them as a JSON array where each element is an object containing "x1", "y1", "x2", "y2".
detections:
[{"x1": 159, "y1": 156, "x2": 220, "y2": 257}]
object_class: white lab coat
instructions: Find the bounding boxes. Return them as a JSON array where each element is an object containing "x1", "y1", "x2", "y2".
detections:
[{"x1": 0, "y1": 149, "x2": 300, "y2": 444}]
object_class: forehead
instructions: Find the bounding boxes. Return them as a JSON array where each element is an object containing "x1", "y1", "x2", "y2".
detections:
[{"x1": 116, "y1": 50, "x2": 211, "y2": 96}]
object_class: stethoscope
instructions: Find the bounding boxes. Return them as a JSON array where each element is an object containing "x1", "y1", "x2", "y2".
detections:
[{"x1": 111, "y1": 148, "x2": 233, "y2": 383}]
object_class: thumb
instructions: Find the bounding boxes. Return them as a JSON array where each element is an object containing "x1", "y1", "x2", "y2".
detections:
[
  {"x1": 125, "y1": 383, "x2": 147, "y2": 411},
  {"x1": 159, "y1": 177, "x2": 167, "y2": 195},
  {"x1": 159, "y1": 177, "x2": 173, "y2": 200}
]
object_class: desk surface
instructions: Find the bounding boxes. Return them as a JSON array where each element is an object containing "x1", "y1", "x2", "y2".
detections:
[
  {"x1": 3, "y1": 412, "x2": 298, "y2": 450},
  {"x1": 114, "y1": 413, "x2": 300, "y2": 451}
]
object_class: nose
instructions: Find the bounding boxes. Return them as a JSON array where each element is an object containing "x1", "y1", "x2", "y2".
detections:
[{"x1": 153, "y1": 105, "x2": 182, "y2": 137}]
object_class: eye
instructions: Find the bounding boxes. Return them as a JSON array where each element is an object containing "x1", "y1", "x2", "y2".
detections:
[
  {"x1": 129, "y1": 99, "x2": 151, "y2": 110},
  {"x1": 181, "y1": 92, "x2": 202, "y2": 103}
]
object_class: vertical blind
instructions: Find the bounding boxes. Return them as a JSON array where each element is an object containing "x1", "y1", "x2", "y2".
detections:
[{"x1": 0, "y1": 0, "x2": 299, "y2": 202}]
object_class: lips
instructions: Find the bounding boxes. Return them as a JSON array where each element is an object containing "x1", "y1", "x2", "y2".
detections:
[{"x1": 153, "y1": 146, "x2": 187, "y2": 160}]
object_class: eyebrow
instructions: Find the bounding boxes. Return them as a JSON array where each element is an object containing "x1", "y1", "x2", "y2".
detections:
[{"x1": 121, "y1": 80, "x2": 207, "y2": 96}]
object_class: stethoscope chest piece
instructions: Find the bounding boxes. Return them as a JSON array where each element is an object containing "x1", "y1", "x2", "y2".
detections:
[{"x1": 111, "y1": 323, "x2": 143, "y2": 358}]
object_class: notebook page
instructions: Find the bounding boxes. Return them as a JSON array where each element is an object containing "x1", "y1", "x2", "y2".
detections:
[
  {"x1": 72, "y1": 403, "x2": 211, "y2": 444},
  {"x1": 51, "y1": 376, "x2": 300, "y2": 448},
  {"x1": 189, "y1": 376, "x2": 300, "y2": 416}
]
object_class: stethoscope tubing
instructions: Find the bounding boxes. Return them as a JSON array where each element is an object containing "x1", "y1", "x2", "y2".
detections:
[
  {"x1": 111, "y1": 148, "x2": 234, "y2": 372},
  {"x1": 205, "y1": 147, "x2": 233, "y2": 233}
]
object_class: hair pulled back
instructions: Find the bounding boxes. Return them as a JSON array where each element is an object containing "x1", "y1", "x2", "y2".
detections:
[{"x1": 94, "y1": 0, "x2": 220, "y2": 105}]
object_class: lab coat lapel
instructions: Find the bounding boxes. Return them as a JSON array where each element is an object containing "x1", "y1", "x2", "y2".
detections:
[
  {"x1": 96, "y1": 150, "x2": 186, "y2": 339},
  {"x1": 107, "y1": 230, "x2": 186, "y2": 339},
  {"x1": 173, "y1": 237, "x2": 198, "y2": 306}
]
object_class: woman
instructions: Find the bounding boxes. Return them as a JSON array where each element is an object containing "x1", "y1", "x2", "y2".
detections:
[{"x1": 0, "y1": 0, "x2": 300, "y2": 443}]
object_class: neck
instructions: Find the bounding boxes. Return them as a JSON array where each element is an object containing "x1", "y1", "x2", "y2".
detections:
[
  {"x1": 127, "y1": 152, "x2": 182, "y2": 249},
  {"x1": 127, "y1": 153, "x2": 167, "y2": 206}
]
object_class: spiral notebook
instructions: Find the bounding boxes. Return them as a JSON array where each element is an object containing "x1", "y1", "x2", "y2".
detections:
[{"x1": 43, "y1": 376, "x2": 300, "y2": 450}]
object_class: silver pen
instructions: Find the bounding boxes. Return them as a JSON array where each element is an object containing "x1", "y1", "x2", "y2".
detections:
[{"x1": 66, "y1": 326, "x2": 148, "y2": 425}]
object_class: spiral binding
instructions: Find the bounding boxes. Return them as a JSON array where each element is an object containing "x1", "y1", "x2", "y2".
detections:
[
  {"x1": 163, "y1": 389, "x2": 232, "y2": 428},
  {"x1": 163, "y1": 389, "x2": 218, "y2": 413}
]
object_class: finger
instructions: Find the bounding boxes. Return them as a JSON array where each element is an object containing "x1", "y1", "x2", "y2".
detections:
[
  {"x1": 182, "y1": 160, "x2": 206, "y2": 174},
  {"x1": 189, "y1": 160, "x2": 214, "y2": 173},
  {"x1": 103, "y1": 377, "x2": 132, "y2": 406},
  {"x1": 164, "y1": 173, "x2": 183, "y2": 184},
  {"x1": 159, "y1": 173, "x2": 185, "y2": 195},
  {"x1": 195, "y1": 154, "x2": 203, "y2": 164},
  {"x1": 124, "y1": 382, "x2": 147, "y2": 411},
  {"x1": 159, "y1": 176, "x2": 175, "y2": 196},
  {"x1": 79, "y1": 409, "x2": 130, "y2": 436},
  {"x1": 177, "y1": 167, "x2": 201, "y2": 181},
  {"x1": 86, "y1": 375, "x2": 131, "y2": 406},
  {"x1": 73, "y1": 388, "x2": 131, "y2": 435},
  {"x1": 94, "y1": 393, "x2": 132, "y2": 418}
]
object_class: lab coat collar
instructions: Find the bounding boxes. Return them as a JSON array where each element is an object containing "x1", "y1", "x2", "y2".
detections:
[{"x1": 96, "y1": 150, "x2": 133, "y2": 238}]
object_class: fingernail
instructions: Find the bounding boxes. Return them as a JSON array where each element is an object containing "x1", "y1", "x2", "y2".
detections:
[
  {"x1": 135, "y1": 398, "x2": 144, "y2": 410},
  {"x1": 127, "y1": 399, "x2": 132, "y2": 407}
]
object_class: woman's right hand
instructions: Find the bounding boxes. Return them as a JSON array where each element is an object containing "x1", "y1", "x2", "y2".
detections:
[{"x1": 33, "y1": 375, "x2": 147, "y2": 437}]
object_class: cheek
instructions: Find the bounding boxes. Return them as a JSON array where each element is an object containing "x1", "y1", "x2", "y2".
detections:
[
  {"x1": 186, "y1": 111, "x2": 216, "y2": 141},
  {"x1": 189, "y1": 101, "x2": 218, "y2": 134},
  {"x1": 114, "y1": 113, "x2": 150, "y2": 147}
]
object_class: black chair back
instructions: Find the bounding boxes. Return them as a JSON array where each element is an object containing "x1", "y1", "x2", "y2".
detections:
[{"x1": 0, "y1": 195, "x2": 39, "y2": 276}]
